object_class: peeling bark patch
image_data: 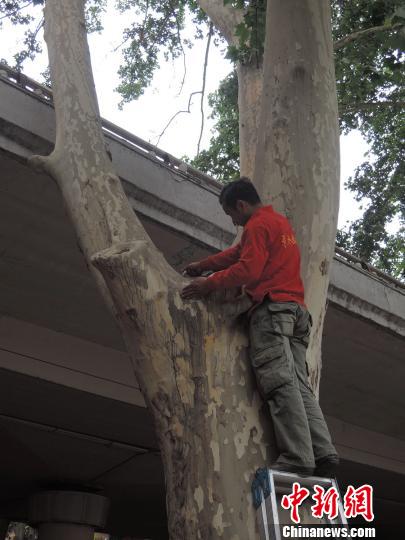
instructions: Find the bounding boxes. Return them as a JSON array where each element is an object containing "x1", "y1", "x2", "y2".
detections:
[
  {"x1": 320, "y1": 258, "x2": 329, "y2": 275},
  {"x1": 173, "y1": 356, "x2": 194, "y2": 405},
  {"x1": 194, "y1": 486, "x2": 204, "y2": 513},
  {"x1": 234, "y1": 433, "x2": 246, "y2": 460},
  {"x1": 213, "y1": 503, "x2": 225, "y2": 535},
  {"x1": 210, "y1": 440, "x2": 220, "y2": 472},
  {"x1": 204, "y1": 334, "x2": 216, "y2": 353},
  {"x1": 233, "y1": 395, "x2": 266, "y2": 461}
]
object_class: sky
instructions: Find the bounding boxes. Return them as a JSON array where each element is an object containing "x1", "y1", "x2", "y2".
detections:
[{"x1": 0, "y1": 1, "x2": 370, "y2": 229}]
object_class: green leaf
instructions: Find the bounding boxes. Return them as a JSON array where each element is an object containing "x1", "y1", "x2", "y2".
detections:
[
  {"x1": 225, "y1": 45, "x2": 239, "y2": 62},
  {"x1": 235, "y1": 22, "x2": 250, "y2": 45}
]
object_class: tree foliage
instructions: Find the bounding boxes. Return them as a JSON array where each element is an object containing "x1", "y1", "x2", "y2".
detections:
[
  {"x1": 333, "y1": 1, "x2": 405, "y2": 279},
  {"x1": 224, "y1": 0, "x2": 266, "y2": 64},
  {"x1": 114, "y1": 0, "x2": 209, "y2": 103},
  {"x1": 0, "y1": 0, "x2": 106, "y2": 67}
]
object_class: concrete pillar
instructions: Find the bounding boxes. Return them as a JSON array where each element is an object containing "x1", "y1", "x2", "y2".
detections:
[
  {"x1": 0, "y1": 519, "x2": 9, "y2": 540},
  {"x1": 29, "y1": 491, "x2": 110, "y2": 540}
]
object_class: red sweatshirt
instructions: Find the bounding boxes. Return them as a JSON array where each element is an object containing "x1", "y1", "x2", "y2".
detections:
[{"x1": 200, "y1": 205, "x2": 305, "y2": 305}]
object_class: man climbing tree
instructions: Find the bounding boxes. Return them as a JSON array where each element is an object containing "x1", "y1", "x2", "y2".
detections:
[{"x1": 181, "y1": 178, "x2": 339, "y2": 477}]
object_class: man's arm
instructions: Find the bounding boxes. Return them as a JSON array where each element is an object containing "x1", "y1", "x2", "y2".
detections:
[
  {"x1": 199, "y1": 244, "x2": 241, "y2": 271},
  {"x1": 205, "y1": 225, "x2": 269, "y2": 291},
  {"x1": 181, "y1": 226, "x2": 267, "y2": 299},
  {"x1": 184, "y1": 244, "x2": 241, "y2": 276}
]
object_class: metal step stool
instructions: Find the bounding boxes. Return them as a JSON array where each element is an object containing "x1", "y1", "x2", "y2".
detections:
[{"x1": 252, "y1": 468, "x2": 348, "y2": 540}]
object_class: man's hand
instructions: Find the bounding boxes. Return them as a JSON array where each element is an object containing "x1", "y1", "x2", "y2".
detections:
[
  {"x1": 182, "y1": 261, "x2": 203, "y2": 277},
  {"x1": 181, "y1": 277, "x2": 212, "y2": 299}
]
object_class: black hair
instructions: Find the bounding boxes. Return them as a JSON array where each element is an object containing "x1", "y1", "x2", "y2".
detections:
[{"x1": 219, "y1": 177, "x2": 261, "y2": 209}]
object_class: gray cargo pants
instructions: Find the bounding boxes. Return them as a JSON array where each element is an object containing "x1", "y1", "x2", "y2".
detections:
[{"x1": 249, "y1": 299, "x2": 336, "y2": 468}]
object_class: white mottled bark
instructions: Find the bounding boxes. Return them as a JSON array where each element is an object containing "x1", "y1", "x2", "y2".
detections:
[
  {"x1": 196, "y1": 0, "x2": 244, "y2": 46},
  {"x1": 33, "y1": 1, "x2": 274, "y2": 538},
  {"x1": 237, "y1": 63, "x2": 263, "y2": 178},
  {"x1": 253, "y1": 0, "x2": 340, "y2": 393}
]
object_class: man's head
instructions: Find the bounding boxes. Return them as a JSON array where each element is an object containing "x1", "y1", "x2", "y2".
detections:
[{"x1": 219, "y1": 178, "x2": 262, "y2": 226}]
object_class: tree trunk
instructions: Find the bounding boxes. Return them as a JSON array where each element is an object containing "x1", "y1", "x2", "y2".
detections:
[
  {"x1": 237, "y1": 63, "x2": 263, "y2": 179},
  {"x1": 34, "y1": 1, "x2": 274, "y2": 538},
  {"x1": 33, "y1": 0, "x2": 339, "y2": 537},
  {"x1": 92, "y1": 244, "x2": 272, "y2": 539},
  {"x1": 253, "y1": 0, "x2": 340, "y2": 393}
]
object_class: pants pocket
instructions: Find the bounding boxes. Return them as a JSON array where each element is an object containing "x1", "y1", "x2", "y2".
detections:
[
  {"x1": 294, "y1": 306, "x2": 312, "y2": 345},
  {"x1": 266, "y1": 302, "x2": 297, "y2": 336},
  {"x1": 251, "y1": 342, "x2": 291, "y2": 399},
  {"x1": 249, "y1": 302, "x2": 296, "y2": 356}
]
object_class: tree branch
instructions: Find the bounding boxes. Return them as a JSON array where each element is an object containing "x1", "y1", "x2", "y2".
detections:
[
  {"x1": 33, "y1": 15, "x2": 44, "y2": 38},
  {"x1": 334, "y1": 21, "x2": 403, "y2": 50},
  {"x1": 197, "y1": 23, "x2": 213, "y2": 156},
  {"x1": 175, "y1": 13, "x2": 187, "y2": 96},
  {"x1": 112, "y1": 34, "x2": 130, "y2": 53},
  {"x1": 156, "y1": 91, "x2": 202, "y2": 146},
  {"x1": 339, "y1": 100, "x2": 405, "y2": 113},
  {"x1": 196, "y1": 0, "x2": 244, "y2": 45}
]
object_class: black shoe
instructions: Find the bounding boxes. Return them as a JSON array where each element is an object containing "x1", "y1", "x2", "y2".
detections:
[
  {"x1": 270, "y1": 462, "x2": 315, "y2": 477},
  {"x1": 315, "y1": 455, "x2": 340, "y2": 477}
]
